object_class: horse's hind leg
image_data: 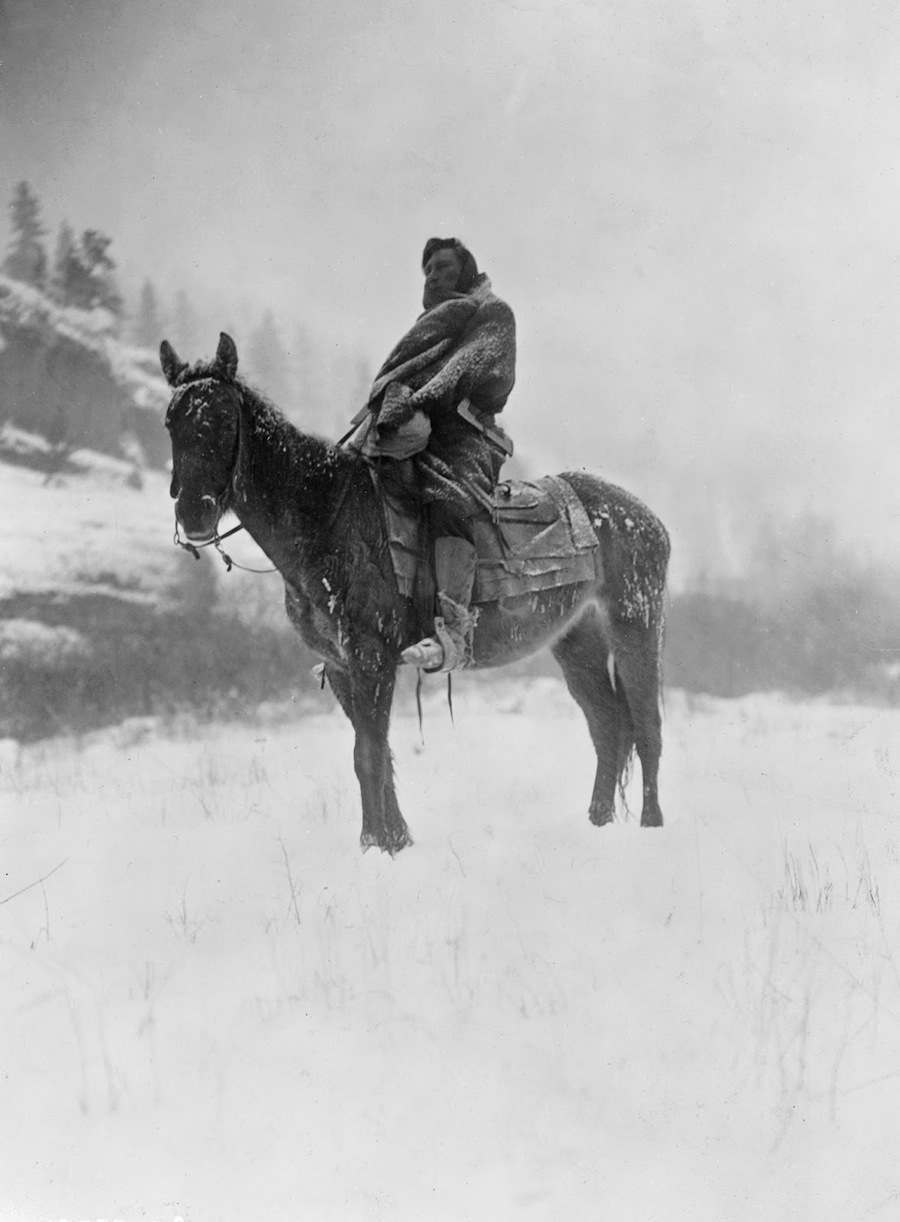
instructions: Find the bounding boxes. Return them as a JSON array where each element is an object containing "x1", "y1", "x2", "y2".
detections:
[
  {"x1": 325, "y1": 662, "x2": 412, "y2": 854},
  {"x1": 610, "y1": 622, "x2": 664, "y2": 828},
  {"x1": 552, "y1": 614, "x2": 631, "y2": 827}
]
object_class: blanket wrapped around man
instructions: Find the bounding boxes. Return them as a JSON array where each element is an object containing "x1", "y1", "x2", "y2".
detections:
[{"x1": 360, "y1": 273, "x2": 516, "y2": 526}]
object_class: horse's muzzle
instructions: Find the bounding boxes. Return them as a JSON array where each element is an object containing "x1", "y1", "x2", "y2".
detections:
[{"x1": 176, "y1": 493, "x2": 220, "y2": 543}]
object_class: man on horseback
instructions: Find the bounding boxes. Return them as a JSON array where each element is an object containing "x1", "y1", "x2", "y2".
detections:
[{"x1": 349, "y1": 237, "x2": 516, "y2": 671}]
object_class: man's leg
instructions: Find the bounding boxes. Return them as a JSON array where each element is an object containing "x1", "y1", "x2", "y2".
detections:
[
  {"x1": 402, "y1": 428, "x2": 499, "y2": 672},
  {"x1": 402, "y1": 505, "x2": 478, "y2": 672}
]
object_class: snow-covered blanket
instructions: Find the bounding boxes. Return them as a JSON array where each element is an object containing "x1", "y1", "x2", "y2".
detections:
[{"x1": 367, "y1": 274, "x2": 516, "y2": 418}]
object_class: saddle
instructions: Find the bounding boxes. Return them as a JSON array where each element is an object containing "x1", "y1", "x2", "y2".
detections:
[{"x1": 376, "y1": 472, "x2": 602, "y2": 606}]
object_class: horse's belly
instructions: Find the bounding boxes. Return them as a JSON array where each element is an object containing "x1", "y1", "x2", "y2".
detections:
[{"x1": 471, "y1": 582, "x2": 603, "y2": 668}]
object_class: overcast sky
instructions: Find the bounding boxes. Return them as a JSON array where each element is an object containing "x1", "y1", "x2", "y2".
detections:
[{"x1": 2, "y1": 0, "x2": 899, "y2": 574}]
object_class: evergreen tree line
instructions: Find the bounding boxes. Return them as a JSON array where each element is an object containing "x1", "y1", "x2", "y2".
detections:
[
  {"x1": 3, "y1": 180, "x2": 123, "y2": 314},
  {"x1": 2, "y1": 180, "x2": 372, "y2": 437}
]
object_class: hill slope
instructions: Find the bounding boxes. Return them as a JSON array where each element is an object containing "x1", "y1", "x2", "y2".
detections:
[
  {"x1": 0, "y1": 274, "x2": 169, "y2": 466},
  {"x1": 0, "y1": 434, "x2": 314, "y2": 739}
]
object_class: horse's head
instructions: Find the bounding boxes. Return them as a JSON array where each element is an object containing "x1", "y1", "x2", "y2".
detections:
[{"x1": 161, "y1": 332, "x2": 242, "y2": 543}]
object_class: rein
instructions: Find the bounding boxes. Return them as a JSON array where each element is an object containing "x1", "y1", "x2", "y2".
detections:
[
  {"x1": 171, "y1": 382, "x2": 278, "y2": 574},
  {"x1": 326, "y1": 411, "x2": 375, "y2": 531},
  {"x1": 172, "y1": 387, "x2": 373, "y2": 576},
  {"x1": 173, "y1": 517, "x2": 277, "y2": 574},
  {"x1": 171, "y1": 386, "x2": 455, "y2": 728}
]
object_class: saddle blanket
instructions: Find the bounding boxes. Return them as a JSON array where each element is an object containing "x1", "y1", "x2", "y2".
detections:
[{"x1": 379, "y1": 473, "x2": 602, "y2": 604}]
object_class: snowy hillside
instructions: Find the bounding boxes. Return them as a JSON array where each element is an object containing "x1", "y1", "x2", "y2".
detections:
[
  {"x1": 1, "y1": 682, "x2": 898, "y2": 1221},
  {"x1": 0, "y1": 434, "x2": 316, "y2": 739},
  {"x1": 0, "y1": 274, "x2": 170, "y2": 466},
  {"x1": 0, "y1": 274, "x2": 164, "y2": 408},
  {"x1": 0, "y1": 430, "x2": 176, "y2": 605}
]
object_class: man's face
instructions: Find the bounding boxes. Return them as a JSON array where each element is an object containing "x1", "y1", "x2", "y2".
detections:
[{"x1": 423, "y1": 247, "x2": 463, "y2": 307}]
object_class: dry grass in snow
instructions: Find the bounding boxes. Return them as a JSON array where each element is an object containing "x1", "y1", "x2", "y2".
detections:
[{"x1": 1, "y1": 680, "x2": 898, "y2": 1221}]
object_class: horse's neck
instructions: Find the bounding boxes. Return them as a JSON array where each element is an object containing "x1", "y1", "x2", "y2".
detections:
[{"x1": 232, "y1": 389, "x2": 350, "y2": 559}]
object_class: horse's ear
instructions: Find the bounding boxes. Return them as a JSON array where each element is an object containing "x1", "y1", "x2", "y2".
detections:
[
  {"x1": 215, "y1": 332, "x2": 239, "y2": 381},
  {"x1": 159, "y1": 340, "x2": 185, "y2": 386}
]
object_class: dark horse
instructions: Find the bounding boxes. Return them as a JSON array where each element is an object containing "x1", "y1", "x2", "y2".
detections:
[{"x1": 162, "y1": 333, "x2": 670, "y2": 854}]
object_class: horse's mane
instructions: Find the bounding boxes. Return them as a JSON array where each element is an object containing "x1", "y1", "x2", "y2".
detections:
[
  {"x1": 175, "y1": 360, "x2": 284, "y2": 418},
  {"x1": 176, "y1": 360, "x2": 346, "y2": 463},
  {"x1": 173, "y1": 358, "x2": 225, "y2": 385},
  {"x1": 234, "y1": 377, "x2": 291, "y2": 434}
]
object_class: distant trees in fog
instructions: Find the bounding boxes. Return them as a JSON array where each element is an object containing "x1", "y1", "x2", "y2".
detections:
[
  {"x1": 3, "y1": 181, "x2": 47, "y2": 288},
  {"x1": 2, "y1": 179, "x2": 374, "y2": 441},
  {"x1": 132, "y1": 280, "x2": 163, "y2": 348},
  {"x1": 245, "y1": 310, "x2": 292, "y2": 407},
  {"x1": 49, "y1": 222, "x2": 76, "y2": 300},
  {"x1": 56, "y1": 229, "x2": 124, "y2": 315},
  {"x1": 171, "y1": 288, "x2": 198, "y2": 353},
  {"x1": 3, "y1": 181, "x2": 124, "y2": 320}
]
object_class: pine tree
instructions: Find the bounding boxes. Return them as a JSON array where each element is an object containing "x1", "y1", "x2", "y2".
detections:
[
  {"x1": 3, "y1": 181, "x2": 47, "y2": 288},
  {"x1": 247, "y1": 310, "x2": 292, "y2": 408},
  {"x1": 132, "y1": 279, "x2": 162, "y2": 348},
  {"x1": 78, "y1": 229, "x2": 123, "y2": 315},
  {"x1": 49, "y1": 222, "x2": 76, "y2": 303},
  {"x1": 289, "y1": 323, "x2": 326, "y2": 431},
  {"x1": 321, "y1": 350, "x2": 372, "y2": 440},
  {"x1": 172, "y1": 289, "x2": 199, "y2": 354},
  {"x1": 59, "y1": 229, "x2": 123, "y2": 317}
]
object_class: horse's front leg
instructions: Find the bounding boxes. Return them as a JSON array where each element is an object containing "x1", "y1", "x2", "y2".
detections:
[{"x1": 325, "y1": 661, "x2": 412, "y2": 854}]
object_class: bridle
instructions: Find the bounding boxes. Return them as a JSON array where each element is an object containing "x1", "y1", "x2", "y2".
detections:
[
  {"x1": 172, "y1": 516, "x2": 259, "y2": 571},
  {"x1": 169, "y1": 380, "x2": 378, "y2": 576},
  {"x1": 170, "y1": 379, "x2": 276, "y2": 575}
]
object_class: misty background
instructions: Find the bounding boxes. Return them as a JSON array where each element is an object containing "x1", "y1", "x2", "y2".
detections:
[
  {"x1": 1, "y1": 0, "x2": 898, "y2": 736},
  {"x1": 5, "y1": 10, "x2": 900, "y2": 1216}
]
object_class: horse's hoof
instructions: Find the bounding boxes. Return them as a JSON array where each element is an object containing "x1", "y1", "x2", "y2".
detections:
[
  {"x1": 640, "y1": 812, "x2": 664, "y2": 828},
  {"x1": 388, "y1": 829, "x2": 414, "y2": 855},
  {"x1": 589, "y1": 807, "x2": 615, "y2": 827},
  {"x1": 359, "y1": 827, "x2": 414, "y2": 855}
]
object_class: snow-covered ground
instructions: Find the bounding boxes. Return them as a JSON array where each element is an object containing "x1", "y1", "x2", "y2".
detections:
[
  {"x1": 1, "y1": 679, "x2": 898, "y2": 1222},
  {"x1": 0, "y1": 435, "x2": 274, "y2": 611},
  {"x1": 0, "y1": 439, "x2": 175, "y2": 606}
]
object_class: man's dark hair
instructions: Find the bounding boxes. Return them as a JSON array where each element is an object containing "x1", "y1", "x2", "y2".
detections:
[{"x1": 421, "y1": 237, "x2": 479, "y2": 293}]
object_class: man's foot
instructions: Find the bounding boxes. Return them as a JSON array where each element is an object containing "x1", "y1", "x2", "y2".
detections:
[
  {"x1": 401, "y1": 637, "x2": 445, "y2": 671},
  {"x1": 401, "y1": 612, "x2": 471, "y2": 673},
  {"x1": 401, "y1": 542, "x2": 479, "y2": 674}
]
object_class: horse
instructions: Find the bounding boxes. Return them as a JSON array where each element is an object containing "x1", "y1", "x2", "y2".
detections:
[{"x1": 161, "y1": 332, "x2": 671, "y2": 854}]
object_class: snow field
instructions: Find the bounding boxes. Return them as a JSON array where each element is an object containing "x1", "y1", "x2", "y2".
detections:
[
  {"x1": 1, "y1": 680, "x2": 898, "y2": 1221},
  {"x1": 0, "y1": 451, "x2": 176, "y2": 606}
]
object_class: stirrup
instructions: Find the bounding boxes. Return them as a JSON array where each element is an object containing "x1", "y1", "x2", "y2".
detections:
[
  {"x1": 401, "y1": 615, "x2": 469, "y2": 674},
  {"x1": 401, "y1": 636, "x2": 445, "y2": 672}
]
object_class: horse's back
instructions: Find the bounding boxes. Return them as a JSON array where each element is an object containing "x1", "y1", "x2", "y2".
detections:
[
  {"x1": 472, "y1": 472, "x2": 600, "y2": 602},
  {"x1": 558, "y1": 469, "x2": 670, "y2": 627}
]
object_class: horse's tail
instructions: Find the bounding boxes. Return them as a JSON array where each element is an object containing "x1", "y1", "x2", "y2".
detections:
[
  {"x1": 610, "y1": 657, "x2": 636, "y2": 806},
  {"x1": 657, "y1": 590, "x2": 668, "y2": 718},
  {"x1": 615, "y1": 524, "x2": 669, "y2": 808}
]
